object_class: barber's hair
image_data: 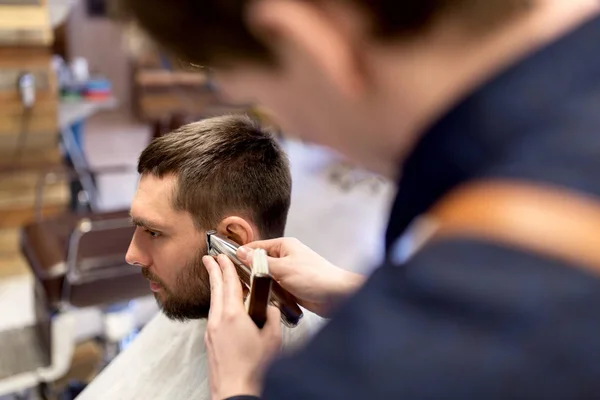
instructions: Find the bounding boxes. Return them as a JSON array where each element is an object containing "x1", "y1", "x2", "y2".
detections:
[
  {"x1": 114, "y1": 0, "x2": 530, "y2": 67},
  {"x1": 138, "y1": 114, "x2": 292, "y2": 239}
]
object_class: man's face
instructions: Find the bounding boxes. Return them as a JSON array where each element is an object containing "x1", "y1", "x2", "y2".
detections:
[{"x1": 127, "y1": 174, "x2": 211, "y2": 321}]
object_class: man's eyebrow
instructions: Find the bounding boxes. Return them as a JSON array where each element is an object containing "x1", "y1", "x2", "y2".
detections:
[{"x1": 129, "y1": 212, "x2": 167, "y2": 231}]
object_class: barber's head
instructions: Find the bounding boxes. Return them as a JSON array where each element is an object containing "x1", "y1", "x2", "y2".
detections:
[
  {"x1": 126, "y1": 114, "x2": 291, "y2": 321},
  {"x1": 117, "y1": 0, "x2": 534, "y2": 175}
]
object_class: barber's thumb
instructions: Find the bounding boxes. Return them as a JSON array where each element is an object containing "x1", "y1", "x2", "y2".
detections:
[
  {"x1": 238, "y1": 247, "x2": 284, "y2": 279},
  {"x1": 238, "y1": 246, "x2": 276, "y2": 265},
  {"x1": 236, "y1": 246, "x2": 251, "y2": 262}
]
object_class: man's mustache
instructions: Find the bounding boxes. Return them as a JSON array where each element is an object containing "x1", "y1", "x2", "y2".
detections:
[{"x1": 141, "y1": 268, "x2": 165, "y2": 287}]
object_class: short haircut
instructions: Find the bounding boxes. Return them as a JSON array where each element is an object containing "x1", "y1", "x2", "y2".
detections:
[
  {"x1": 114, "y1": 0, "x2": 530, "y2": 67},
  {"x1": 137, "y1": 114, "x2": 292, "y2": 239}
]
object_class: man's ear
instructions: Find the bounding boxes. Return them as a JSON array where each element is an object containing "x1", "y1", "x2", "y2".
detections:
[
  {"x1": 245, "y1": 0, "x2": 366, "y2": 99},
  {"x1": 215, "y1": 216, "x2": 256, "y2": 246}
]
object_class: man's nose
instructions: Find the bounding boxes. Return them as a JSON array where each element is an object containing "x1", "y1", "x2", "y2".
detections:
[{"x1": 126, "y1": 230, "x2": 150, "y2": 267}]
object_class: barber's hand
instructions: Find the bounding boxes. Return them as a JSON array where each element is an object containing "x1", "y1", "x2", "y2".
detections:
[
  {"x1": 237, "y1": 238, "x2": 365, "y2": 317},
  {"x1": 203, "y1": 254, "x2": 282, "y2": 400}
]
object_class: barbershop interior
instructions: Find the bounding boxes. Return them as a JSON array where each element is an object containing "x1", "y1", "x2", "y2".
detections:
[
  {"x1": 5, "y1": 0, "x2": 600, "y2": 398},
  {"x1": 0, "y1": 0, "x2": 395, "y2": 399}
]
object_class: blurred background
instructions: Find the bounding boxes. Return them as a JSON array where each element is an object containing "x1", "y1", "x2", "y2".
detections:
[{"x1": 0, "y1": 0, "x2": 395, "y2": 399}]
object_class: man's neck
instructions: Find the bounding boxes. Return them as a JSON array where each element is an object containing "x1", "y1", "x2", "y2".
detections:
[{"x1": 367, "y1": 0, "x2": 600, "y2": 177}]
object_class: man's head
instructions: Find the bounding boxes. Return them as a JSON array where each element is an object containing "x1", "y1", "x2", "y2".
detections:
[
  {"x1": 117, "y1": 0, "x2": 597, "y2": 176},
  {"x1": 126, "y1": 114, "x2": 291, "y2": 321}
]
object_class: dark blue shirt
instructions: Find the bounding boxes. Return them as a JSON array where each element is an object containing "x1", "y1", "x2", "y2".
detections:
[{"x1": 233, "y1": 14, "x2": 600, "y2": 400}]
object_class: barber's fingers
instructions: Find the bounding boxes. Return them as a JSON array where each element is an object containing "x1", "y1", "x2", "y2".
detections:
[
  {"x1": 216, "y1": 254, "x2": 245, "y2": 311},
  {"x1": 203, "y1": 255, "x2": 223, "y2": 320},
  {"x1": 237, "y1": 248, "x2": 293, "y2": 282},
  {"x1": 238, "y1": 238, "x2": 285, "y2": 258}
]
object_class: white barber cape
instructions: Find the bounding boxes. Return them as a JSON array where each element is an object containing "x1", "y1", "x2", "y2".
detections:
[{"x1": 77, "y1": 310, "x2": 323, "y2": 400}]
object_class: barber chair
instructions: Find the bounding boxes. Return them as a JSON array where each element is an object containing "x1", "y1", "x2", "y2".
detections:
[
  {"x1": 21, "y1": 208, "x2": 148, "y2": 311},
  {"x1": 18, "y1": 166, "x2": 148, "y2": 310},
  {"x1": 0, "y1": 278, "x2": 75, "y2": 399},
  {"x1": 0, "y1": 166, "x2": 151, "y2": 398}
]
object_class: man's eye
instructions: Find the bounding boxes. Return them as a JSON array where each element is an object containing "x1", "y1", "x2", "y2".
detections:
[{"x1": 145, "y1": 229, "x2": 161, "y2": 238}]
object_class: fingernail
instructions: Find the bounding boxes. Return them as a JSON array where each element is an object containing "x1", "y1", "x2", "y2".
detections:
[{"x1": 237, "y1": 246, "x2": 249, "y2": 259}]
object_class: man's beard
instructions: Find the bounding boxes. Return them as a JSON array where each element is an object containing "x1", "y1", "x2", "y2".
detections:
[{"x1": 142, "y1": 250, "x2": 211, "y2": 321}]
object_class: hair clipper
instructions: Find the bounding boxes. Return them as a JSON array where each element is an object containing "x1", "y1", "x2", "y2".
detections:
[{"x1": 206, "y1": 231, "x2": 303, "y2": 328}]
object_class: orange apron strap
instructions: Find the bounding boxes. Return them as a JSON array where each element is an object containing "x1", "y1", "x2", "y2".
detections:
[{"x1": 411, "y1": 180, "x2": 600, "y2": 275}]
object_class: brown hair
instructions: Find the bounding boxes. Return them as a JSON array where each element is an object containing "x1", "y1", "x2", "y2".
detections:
[
  {"x1": 114, "y1": 0, "x2": 529, "y2": 67},
  {"x1": 138, "y1": 114, "x2": 292, "y2": 239}
]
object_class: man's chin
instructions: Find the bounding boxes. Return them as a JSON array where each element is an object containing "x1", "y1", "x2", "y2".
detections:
[
  {"x1": 160, "y1": 309, "x2": 209, "y2": 322},
  {"x1": 155, "y1": 296, "x2": 210, "y2": 321},
  {"x1": 161, "y1": 308, "x2": 194, "y2": 322}
]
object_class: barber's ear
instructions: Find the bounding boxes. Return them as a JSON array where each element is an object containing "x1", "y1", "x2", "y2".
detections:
[
  {"x1": 245, "y1": 0, "x2": 365, "y2": 99},
  {"x1": 215, "y1": 216, "x2": 255, "y2": 246}
]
